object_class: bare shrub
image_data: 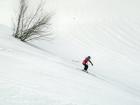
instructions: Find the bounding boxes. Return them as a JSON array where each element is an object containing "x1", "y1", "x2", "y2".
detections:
[{"x1": 13, "y1": 0, "x2": 52, "y2": 42}]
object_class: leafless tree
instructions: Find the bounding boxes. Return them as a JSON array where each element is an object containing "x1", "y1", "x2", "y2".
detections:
[{"x1": 13, "y1": 0, "x2": 52, "y2": 42}]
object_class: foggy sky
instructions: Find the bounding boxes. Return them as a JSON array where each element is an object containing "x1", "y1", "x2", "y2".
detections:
[{"x1": 0, "y1": 0, "x2": 140, "y2": 27}]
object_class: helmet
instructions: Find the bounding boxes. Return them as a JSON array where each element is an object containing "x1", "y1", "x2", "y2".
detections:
[{"x1": 87, "y1": 56, "x2": 91, "y2": 59}]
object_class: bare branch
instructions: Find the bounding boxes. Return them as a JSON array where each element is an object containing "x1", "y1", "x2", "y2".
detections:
[{"x1": 13, "y1": 0, "x2": 52, "y2": 42}]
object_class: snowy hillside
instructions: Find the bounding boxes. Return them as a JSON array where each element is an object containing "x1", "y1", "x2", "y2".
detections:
[
  {"x1": 0, "y1": 0, "x2": 140, "y2": 105},
  {"x1": 0, "y1": 23, "x2": 139, "y2": 105}
]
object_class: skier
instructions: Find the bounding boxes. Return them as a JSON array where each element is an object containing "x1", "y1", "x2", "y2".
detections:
[{"x1": 82, "y1": 56, "x2": 93, "y2": 72}]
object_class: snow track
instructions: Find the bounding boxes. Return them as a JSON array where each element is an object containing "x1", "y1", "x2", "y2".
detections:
[{"x1": 0, "y1": 0, "x2": 140, "y2": 104}]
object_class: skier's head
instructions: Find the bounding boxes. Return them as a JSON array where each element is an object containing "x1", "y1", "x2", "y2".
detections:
[{"x1": 87, "y1": 56, "x2": 91, "y2": 59}]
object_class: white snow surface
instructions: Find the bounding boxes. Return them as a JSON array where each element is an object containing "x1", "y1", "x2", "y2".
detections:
[{"x1": 0, "y1": 0, "x2": 140, "y2": 105}]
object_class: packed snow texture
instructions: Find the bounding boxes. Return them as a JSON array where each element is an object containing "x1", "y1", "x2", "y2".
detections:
[{"x1": 0, "y1": 0, "x2": 140, "y2": 105}]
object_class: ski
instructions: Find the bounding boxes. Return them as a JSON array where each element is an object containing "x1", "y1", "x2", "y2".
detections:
[{"x1": 82, "y1": 69, "x2": 88, "y2": 73}]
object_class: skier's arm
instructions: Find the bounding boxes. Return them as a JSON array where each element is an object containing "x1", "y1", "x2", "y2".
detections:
[{"x1": 89, "y1": 60, "x2": 93, "y2": 66}]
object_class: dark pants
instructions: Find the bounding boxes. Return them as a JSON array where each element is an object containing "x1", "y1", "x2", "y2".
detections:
[{"x1": 83, "y1": 64, "x2": 88, "y2": 71}]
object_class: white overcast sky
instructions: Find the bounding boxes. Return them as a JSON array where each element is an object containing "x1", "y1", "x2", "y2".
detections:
[{"x1": 0, "y1": 0, "x2": 140, "y2": 27}]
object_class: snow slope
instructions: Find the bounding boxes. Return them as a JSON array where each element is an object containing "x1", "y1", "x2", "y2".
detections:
[
  {"x1": 0, "y1": 0, "x2": 140, "y2": 105},
  {"x1": 0, "y1": 21, "x2": 140, "y2": 105}
]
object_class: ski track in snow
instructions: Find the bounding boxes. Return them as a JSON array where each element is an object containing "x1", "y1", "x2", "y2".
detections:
[
  {"x1": 0, "y1": 18, "x2": 140, "y2": 104},
  {"x1": 0, "y1": 43, "x2": 137, "y2": 93}
]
